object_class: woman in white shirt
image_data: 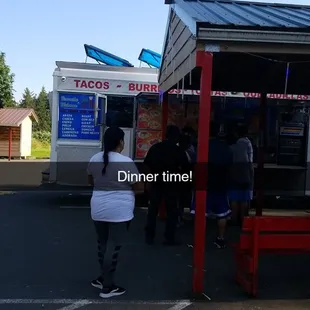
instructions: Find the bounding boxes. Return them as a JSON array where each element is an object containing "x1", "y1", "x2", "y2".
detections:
[
  {"x1": 229, "y1": 125, "x2": 254, "y2": 225},
  {"x1": 87, "y1": 127, "x2": 140, "y2": 298}
]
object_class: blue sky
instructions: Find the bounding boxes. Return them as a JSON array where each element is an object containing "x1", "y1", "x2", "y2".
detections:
[{"x1": 0, "y1": 0, "x2": 308, "y2": 102}]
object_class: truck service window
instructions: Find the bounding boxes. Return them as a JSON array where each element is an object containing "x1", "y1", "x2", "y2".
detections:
[
  {"x1": 266, "y1": 99, "x2": 309, "y2": 165},
  {"x1": 106, "y1": 96, "x2": 134, "y2": 128}
]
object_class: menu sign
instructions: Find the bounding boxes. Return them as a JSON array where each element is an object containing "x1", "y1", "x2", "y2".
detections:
[
  {"x1": 58, "y1": 93, "x2": 101, "y2": 140},
  {"x1": 137, "y1": 103, "x2": 162, "y2": 130},
  {"x1": 135, "y1": 130, "x2": 162, "y2": 159}
]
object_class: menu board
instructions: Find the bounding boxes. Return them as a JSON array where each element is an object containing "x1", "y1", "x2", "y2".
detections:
[
  {"x1": 135, "y1": 130, "x2": 162, "y2": 159},
  {"x1": 137, "y1": 103, "x2": 162, "y2": 130},
  {"x1": 168, "y1": 104, "x2": 185, "y2": 127},
  {"x1": 58, "y1": 93, "x2": 101, "y2": 140}
]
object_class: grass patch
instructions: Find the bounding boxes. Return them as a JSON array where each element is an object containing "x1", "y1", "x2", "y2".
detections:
[{"x1": 31, "y1": 138, "x2": 51, "y2": 159}]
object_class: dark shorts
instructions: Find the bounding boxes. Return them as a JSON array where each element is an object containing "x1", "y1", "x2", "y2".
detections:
[
  {"x1": 190, "y1": 192, "x2": 231, "y2": 219},
  {"x1": 206, "y1": 192, "x2": 231, "y2": 219},
  {"x1": 228, "y1": 190, "x2": 253, "y2": 202}
]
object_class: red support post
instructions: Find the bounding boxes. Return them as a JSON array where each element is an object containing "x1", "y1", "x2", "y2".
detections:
[
  {"x1": 256, "y1": 93, "x2": 267, "y2": 216},
  {"x1": 159, "y1": 92, "x2": 169, "y2": 220},
  {"x1": 192, "y1": 51, "x2": 213, "y2": 294},
  {"x1": 8, "y1": 127, "x2": 12, "y2": 161}
]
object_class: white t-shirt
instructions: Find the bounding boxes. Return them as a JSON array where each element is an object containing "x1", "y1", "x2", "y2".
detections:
[
  {"x1": 232, "y1": 137, "x2": 253, "y2": 163},
  {"x1": 87, "y1": 151, "x2": 139, "y2": 222}
]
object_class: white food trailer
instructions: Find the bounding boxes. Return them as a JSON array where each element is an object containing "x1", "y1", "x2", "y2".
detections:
[{"x1": 49, "y1": 61, "x2": 163, "y2": 186}]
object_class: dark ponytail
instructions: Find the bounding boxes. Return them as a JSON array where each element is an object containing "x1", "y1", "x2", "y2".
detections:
[{"x1": 102, "y1": 127, "x2": 125, "y2": 175}]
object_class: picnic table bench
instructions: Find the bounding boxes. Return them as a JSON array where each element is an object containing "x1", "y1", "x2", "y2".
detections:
[{"x1": 233, "y1": 216, "x2": 310, "y2": 297}]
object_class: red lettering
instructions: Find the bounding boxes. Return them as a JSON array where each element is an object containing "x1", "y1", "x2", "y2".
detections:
[
  {"x1": 128, "y1": 83, "x2": 158, "y2": 93},
  {"x1": 95, "y1": 81, "x2": 102, "y2": 89},
  {"x1": 193, "y1": 90, "x2": 200, "y2": 95},
  {"x1": 103, "y1": 81, "x2": 109, "y2": 90},
  {"x1": 297, "y1": 95, "x2": 308, "y2": 100},
  {"x1": 74, "y1": 79, "x2": 109, "y2": 89},
  {"x1": 74, "y1": 79, "x2": 80, "y2": 87},
  {"x1": 213, "y1": 91, "x2": 222, "y2": 96},
  {"x1": 80, "y1": 80, "x2": 87, "y2": 88},
  {"x1": 212, "y1": 91, "x2": 226, "y2": 96},
  {"x1": 129, "y1": 83, "x2": 135, "y2": 91},
  {"x1": 244, "y1": 92, "x2": 259, "y2": 98},
  {"x1": 150, "y1": 84, "x2": 158, "y2": 92},
  {"x1": 88, "y1": 81, "x2": 94, "y2": 89}
]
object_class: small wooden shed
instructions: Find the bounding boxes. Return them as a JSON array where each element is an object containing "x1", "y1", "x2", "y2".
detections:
[{"x1": 0, "y1": 108, "x2": 38, "y2": 159}]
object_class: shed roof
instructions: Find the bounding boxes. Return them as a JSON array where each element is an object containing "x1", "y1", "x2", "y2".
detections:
[
  {"x1": 160, "y1": 0, "x2": 310, "y2": 93},
  {"x1": 0, "y1": 108, "x2": 38, "y2": 127},
  {"x1": 174, "y1": 0, "x2": 310, "y2": 29}
]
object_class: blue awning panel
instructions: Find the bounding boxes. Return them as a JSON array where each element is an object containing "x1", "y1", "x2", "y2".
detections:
[
  {"x1": 138, "y1": 48, "x2": 162, "y2": 68},
  {"x1": 84, "y1": 44, "x2": 134, "y2": 67}
]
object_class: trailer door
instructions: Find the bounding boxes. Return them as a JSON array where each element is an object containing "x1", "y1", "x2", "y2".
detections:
[{"x1": 95, "y1": 94, "x2": 107, "y2": 150}]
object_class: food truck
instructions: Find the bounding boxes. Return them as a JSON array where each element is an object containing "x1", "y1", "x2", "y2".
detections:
[{"x1": 46, "y1": 45, "x2": 310, "y2": 197}]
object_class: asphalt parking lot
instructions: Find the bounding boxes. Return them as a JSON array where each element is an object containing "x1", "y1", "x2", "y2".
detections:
[{"x1": 1, "y1": 191, "x2": 310, "y2": 309}]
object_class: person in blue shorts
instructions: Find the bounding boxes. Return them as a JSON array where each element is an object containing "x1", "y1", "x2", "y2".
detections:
[
  {"x1": 207, "y1": 122, "x2": 233, "y2": 248},
  {"x1": 229, "y1": 124, "x2": 254, "y2": 225},
  {"x1": 190, "y1": 123, "x2": 232, "y2": 248}
]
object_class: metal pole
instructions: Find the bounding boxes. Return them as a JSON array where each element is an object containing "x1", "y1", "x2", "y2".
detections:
[
  {"x1": 284, "y1": 62, "x2": 290, "y2": 94},
  {"x1": 256, "y1": 93, "x2": 267, "y2": 216},
  {"x1": 192, "y1": 51, "x2": 213, "y2": 294}
]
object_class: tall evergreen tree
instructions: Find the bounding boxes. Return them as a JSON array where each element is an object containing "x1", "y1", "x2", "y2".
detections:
[
  {"x1": 0, "y1": 52, "x2": 15, "y2": 108},
  {"x1": 20, "y1": 88, "x2": 36, "y2": 108},
  {"x1": 34, "y1": 86, "x2": 51, "y2": 132}
]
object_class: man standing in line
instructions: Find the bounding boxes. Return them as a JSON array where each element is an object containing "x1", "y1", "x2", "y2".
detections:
[
  {"x1": 144, "y1": 125, "x2": 189, "y2": 246},
  {"x1": 205, "y1": 122, "x2": 232, "y2": 248}
]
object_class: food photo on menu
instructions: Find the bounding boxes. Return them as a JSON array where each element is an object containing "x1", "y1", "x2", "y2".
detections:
[
  {"x1": 135, "y1": 130, "x2": 162, "y2": 158},
  {"x1": 137, "y1": 103, "x2": 162, "y2": 130}
]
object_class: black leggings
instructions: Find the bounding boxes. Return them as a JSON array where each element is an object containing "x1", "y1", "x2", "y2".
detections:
[{"x1": 94, "y1": 220, "x2": 130, "y2": 287}]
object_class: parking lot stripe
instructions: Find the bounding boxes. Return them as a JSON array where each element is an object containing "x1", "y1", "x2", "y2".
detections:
[
  {"x1": 0, "y1": 299, "x2": 191, "y2": 305},
  {"x1": 167, "y1": 301, "x2": 191, "y2": 310},
  {"x1": 56, "y1": 300, "x2": 92, "y2": 310}
]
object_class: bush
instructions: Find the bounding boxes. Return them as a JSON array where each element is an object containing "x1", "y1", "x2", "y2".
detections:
[{"x1": 33, "y1": 131, "x2": 51, "y2": 143}]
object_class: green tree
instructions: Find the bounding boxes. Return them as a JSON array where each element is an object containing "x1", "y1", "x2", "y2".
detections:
[
  {"x1": 0, "y1": 52, "x2": 15, "y2": 108},
  {"x1": 34, "y1": 86, "x2": 51, "y2": 132},
  {"x1": 20, "y1": 88, "x2": 36, "y2": 108}
]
